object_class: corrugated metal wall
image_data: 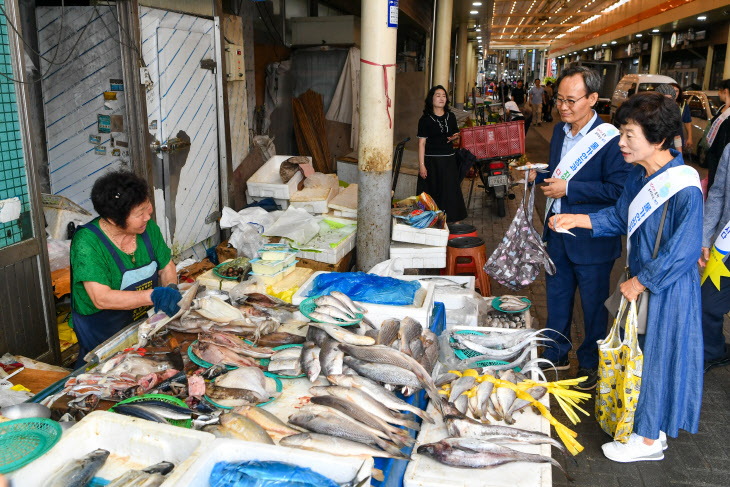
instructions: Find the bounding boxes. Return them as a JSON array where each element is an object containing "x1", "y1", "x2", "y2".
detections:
[{"x1": 37, "y1": 7, "x2": 130, "y2": 212}]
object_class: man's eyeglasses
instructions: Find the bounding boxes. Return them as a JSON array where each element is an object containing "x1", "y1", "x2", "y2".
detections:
[{"x1": 555, "y1": 94, "x2": 588, "y2": 107}]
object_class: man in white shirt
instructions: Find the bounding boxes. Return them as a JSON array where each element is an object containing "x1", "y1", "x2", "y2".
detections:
[{"x1": 529, "y1": 79, "x2": 546, "y2": 126}]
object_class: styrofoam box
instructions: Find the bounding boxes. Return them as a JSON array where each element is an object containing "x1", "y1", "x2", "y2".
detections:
[
  {"x1": 290, "y1": 186, "x2": 338, "y2": 214},
  {"x1": 245, "y1": 191, "x2": 289, "y2": 210},
  {"x1": 390, "y1": 241, "x2": 446, "y2": 269},
  {"x1": 334, "y1": 208, "x2": 357, "y2": 218},
  {"x1": 404, "y1": 332, "x2": 550, "y2": 487},
  {"x1": 292, "y1": 271, "x2": 435, "y2": 328},
  {"x1": 9, "y1": 411, "x2": 215, "y2": 486},
  {"x1": 296, "y1": 230, "x2": 356, "y2": 265},
  {"x1": 391, "y1": 219, "x2": 450, "y2": 247},
  {"x1": 167, "y1": 438, "x2": 372, "y2": 486},
  {"x1": 247, "y1": 155, "x2": 307, "y2": 199}
]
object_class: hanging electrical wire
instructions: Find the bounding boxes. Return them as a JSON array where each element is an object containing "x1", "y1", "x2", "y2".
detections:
[{"x1": 0, "y1": 1, "x2": 96, "y2": 84}]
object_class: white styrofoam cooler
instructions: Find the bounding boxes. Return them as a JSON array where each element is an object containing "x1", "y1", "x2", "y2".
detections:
[
  {"x1": 404, "y1": 332, "x2": 550, "y2": 487},
  {"x1": 290, "y1": 186, "x2": 338, "y2": 214},
  {"x1": 292, "y1": 271, "x2": 435, "y2": 328},
  {"x1": 245, "y1": 191, "x2": 289, "y2": 209},
  {"x1": 391, "y1": 219, "x2": 450, "y2": 247},
  {"x1": 390, "y1": 241, "x2": 446, "y2": 269},
  {"x1": 165, "y1": 438, "x2": 372, "y2": 486},
  {"x1": 296, "y1": 230, "x2": 356, "y2": 265},
  {"x1": 9, "y1": 411, "x2": 215, "y2": 486},
  {"x1": 247, "y1": 155, "x2": 307, "y2": 199}
]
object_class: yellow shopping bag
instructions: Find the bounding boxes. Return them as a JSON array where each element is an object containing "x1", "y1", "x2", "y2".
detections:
[{"x1": 595, "y1": 297, "x2": 643, "y2": 443}]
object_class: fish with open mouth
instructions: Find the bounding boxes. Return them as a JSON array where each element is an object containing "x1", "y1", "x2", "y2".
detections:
[
  {"x1": 305, "y1": 322, "x2": 375, "y2": 346},
  {"x1": 44, "y1": 449, "x2": 110, "y2": 487},
  {"x1": 417, "y1": 438, "x2": 573, "y2": 480}
]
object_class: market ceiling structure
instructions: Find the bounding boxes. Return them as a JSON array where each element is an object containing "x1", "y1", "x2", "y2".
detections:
[{"x1": 318, "y1": 0, "x2": 728, "y2": 57}]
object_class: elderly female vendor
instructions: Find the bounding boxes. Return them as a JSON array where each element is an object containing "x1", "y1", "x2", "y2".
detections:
[
  {"x1": 548, "y1": 92, "x2": 703, "y2": 463},
  {"x1": 70, "y1": 170, "x2": 181, "y2": 364}
]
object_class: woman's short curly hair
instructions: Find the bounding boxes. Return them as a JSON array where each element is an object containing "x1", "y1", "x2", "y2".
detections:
[
  {"x1": 615, "y1": 91, "x2": 681, "y2": 151},
  {"x1": 91, "y1": 170, "x2": 149, "y2": 228}
]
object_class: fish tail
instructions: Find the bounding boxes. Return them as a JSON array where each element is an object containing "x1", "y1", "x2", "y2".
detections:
[
  {"x1": 399, "y1": 418, "x2": 421, "y2": 431},
  {"x1": 410, "y1": 406, "x2": 435, "y2": 424},
  {"x1": 549, "y1": 456, "x2": 574, "y2": 482},
  {"x1": 375, "y1": 437, "x2": 409, "y2": 460}
]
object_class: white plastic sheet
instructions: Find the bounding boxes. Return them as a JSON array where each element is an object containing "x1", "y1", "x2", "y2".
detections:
[
  {"x1": 220, "y1": 207, "x2": 282, "y2": 259},
  {"x1": 264, "y1": 207, "x2": 321, "y2": 246}
]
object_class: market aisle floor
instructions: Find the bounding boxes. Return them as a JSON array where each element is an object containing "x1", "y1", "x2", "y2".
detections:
[{"x1": 458, "y1": 113, "x2": 730, "y2": 487}]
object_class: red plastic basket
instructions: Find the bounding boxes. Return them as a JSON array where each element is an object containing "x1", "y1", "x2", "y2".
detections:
[{"x1": 460, "y1": 121, "x2": 525, "y2": 160}]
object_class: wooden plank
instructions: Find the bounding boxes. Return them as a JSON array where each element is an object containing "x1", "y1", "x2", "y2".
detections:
[{"x1": 11, "y1": 369, "x2": 69, "y2": 395}]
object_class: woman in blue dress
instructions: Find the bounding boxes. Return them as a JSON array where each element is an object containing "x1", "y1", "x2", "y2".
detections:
[{"x1": 548, "y1": 91, "x2": 703, "y2": 463}]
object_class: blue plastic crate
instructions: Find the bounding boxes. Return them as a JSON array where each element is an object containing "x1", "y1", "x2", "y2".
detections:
[{"x1": 372, "y1": 302, "x2": 444, "y2": 487}]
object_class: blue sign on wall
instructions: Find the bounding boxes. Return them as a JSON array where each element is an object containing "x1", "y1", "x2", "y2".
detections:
[{"x1": 388, "y1": 0, "x2": 398, "y2": 28}]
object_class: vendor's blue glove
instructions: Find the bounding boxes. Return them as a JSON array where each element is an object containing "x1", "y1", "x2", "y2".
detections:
[{"x1": 151, "y1": 286, "x2": 182, "y2": 316}]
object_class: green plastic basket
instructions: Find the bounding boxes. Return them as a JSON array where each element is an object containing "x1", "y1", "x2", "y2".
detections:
[
  {"x1": 450, "y1": 330, "x2": 520, "y2": 371},
  {"x1": 299, "y1": 296, "x2": 363, "y2": 325},
  {"x1": 110, "y1": 394, "x2": 192, "y2": 428},
  {"x1": 0, "y1": 418, "x2": 62, "y2": 474},
  {"x1": 260, "y1": 344, "x2": 305, "y2": 379},
  {"x1": 205, "y1": 372, "x2": 282, "y2": 410},
  {"x1": 492, "y1": 297, "x2": 531, "y2": 314}
]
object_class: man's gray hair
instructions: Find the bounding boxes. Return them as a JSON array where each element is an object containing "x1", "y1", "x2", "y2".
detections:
[{"x1": 557, "y1": 66, "x2": 602, "y2": 95}]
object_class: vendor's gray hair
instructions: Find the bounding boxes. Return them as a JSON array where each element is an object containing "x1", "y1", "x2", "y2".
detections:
[{"x1": 557, "y1": 66, "x2": 602, "y2": 95}]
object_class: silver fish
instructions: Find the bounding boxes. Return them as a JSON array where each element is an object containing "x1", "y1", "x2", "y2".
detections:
[
  {"x1": 320, "y1": 339, "x2": 343, "y2": 377},
  {"x1": 445, "y1": 414, "x2": 570, "y2": 458},
  {"x1": 307, "y1": 322, "x2": 375, "y2": 346},
  {"x1": 338, "y1": 344, "x2": 442, "y2": 414},
  {"x1": 314, "y1": 305, "x2": 360, "y2": 323},
  {"x1": 476, "y1": 380, "x2": 495, "y2": 420},
  {"x1": 267, "y1": 358, "x2": 302, "y2": 374},
  {"x1": 398, "y1": 317, "x2": 423, "y2": 357},
  {"x1": 453, "y1": 394, "x2": 469, "y2": 414},
  {"x1": 220, "y1": 412, "x2": 275, "y2": 444},
  {"x1": 270, "y1": 347, "x2": 303, "y2": 361},
  {"x1": 306, "y1": 326, "x2": 329, "y2": 347},
  {"x1": 300, "y1": 341, "x2": 322, "y2": 382},
  {"x1": 327, "y1": 374, "x2": 433, "y2": 424},
  {"x1": 44, "y1": 449, "x2": 110, "y2": 487},
  {"x1": 310, "y1": 385, "x2": 419, "y2": 430},
  {"x1": 309, "y1": 312, "x2": 361, "y2": 326},
  {"x1": 106, "y1": 462, "x2": 174, "y2": 487},
  {"x1": 498, "y1": 370, "x2": 518, "y2": 424},
  {"x1": 281, "y1": 432, "x2": 406, "y2": 459},
  {"x1": 409, "y1": 338, "x2": 425, "y2": 361},
  {"x1": 314, "y1": 296, "x2": 357, "y2": 318},
  {"x1": 329, "y1": 291, "x2": 366, "y2": 314},
  {"x1": 376, "y1": 319, "x2": 400, "y2": 346},
  {"x1": 417, "y1": 438, "x2": 573, "y2": 480},
  {"x1": 448, "y1": 376, "x2": 476, "y2": 403},
  {"x1": 343, "y1": 357, "x2": 422, "y2": 389},
  {"x1": 309, "y1": 395, "x2": 416, "y2": 446},
  {"x1": 288, "y1": 410, "x2": 406, "y2": 459}
]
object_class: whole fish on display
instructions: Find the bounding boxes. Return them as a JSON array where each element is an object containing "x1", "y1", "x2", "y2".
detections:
[{"x1": 43, "y1": 449, "x2": 110, "y2": 487}]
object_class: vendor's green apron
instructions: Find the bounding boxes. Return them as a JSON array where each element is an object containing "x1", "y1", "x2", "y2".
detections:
[{"x1": 71, "y1": 221, "x2": 158, "y2": 367}]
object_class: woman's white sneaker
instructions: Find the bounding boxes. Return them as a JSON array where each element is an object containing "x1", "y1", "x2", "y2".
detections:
[
  {"x1": 602, "y1": 433, "x2": 664, "y2": 463},
  {"x1": 659, "y1": 431, "x2": 667, "y2": 451}
]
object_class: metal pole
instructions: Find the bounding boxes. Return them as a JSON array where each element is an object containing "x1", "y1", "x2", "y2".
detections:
[
  {"x1": 649, "y1": 34, "x2": 661, "y2": 74},
  {"x1": 703, "y1": 45, "x2": 714, "y2": 91},
  {"x1": 433, "y1": 0, "x2": 453, "y2": 89},
  {"x1": 455, "y1": 23, "x2": 467, "y2": 109},
  {"x1": 213, "y1": 1, "x2": 233, "y2": 213},
  {"x1": 356, "y1": 0, "x2": 398, "y2": 271}
]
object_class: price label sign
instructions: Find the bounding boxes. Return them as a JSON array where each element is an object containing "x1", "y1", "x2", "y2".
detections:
[{"x1": 388, "y1": 0, "x2": 398, "y2": 28}]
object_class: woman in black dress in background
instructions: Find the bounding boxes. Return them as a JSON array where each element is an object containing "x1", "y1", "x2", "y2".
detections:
[{"x1": 417, "y1": 85, "x2": 468, "y2": 223}]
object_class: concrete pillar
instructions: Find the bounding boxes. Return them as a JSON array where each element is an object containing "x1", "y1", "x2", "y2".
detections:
[
  {"x1": 466, "y1": 41, "x2": 474, "y2": 102},
  {"x1": 356, "y1": 0, "x2": 398, "y2": 271},
  {"x1": 649, "y1": 35, "x2": 661, "y2": 74},
  {"x1": 539, "y1": 50, "x2": 545, "y2": 81},
  {"x1": 424, "y1": 36, "x2": 432, "y2": 97},
  {"x1": 433, "y1": 0, "x2": 453, "y2": 89},
  {"x1": 703, "y1": 45, "x2": 714, "y2": 91},
  {"x1": 724, "y1": 25, "x2": 730, "y2": 79},
  {"x1": 604, "y1": 48, "x2": 612, "y2": 61},
  {"x1": 454, "y1": 24, "x2": 468, "y2": 109}
]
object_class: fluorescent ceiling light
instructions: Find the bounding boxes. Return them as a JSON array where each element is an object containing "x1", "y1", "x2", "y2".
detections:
[
  {"x1": 470, "y1": 10, "x2": 479, "y2": 14},
  {"x1": 476, "y1": 28, "x2": 481, "y2": 32},
  {"x1": 635, "y1": 33, "x2": 642, "y2": 37},
  {"x1": 652, "y1": 29, "x2": 660, "y2": 33},
  {"x1": 473, "y1": 2, "x2": 483, "y2": 5},
  {"x1": 697, "y1": 15, "x2": 706, "y2": 20},
  {"x1": 602, "y1": 43, "x2": 607, "y2": 46},
  {"x1": 611, "y1": 41, "x2": 617, "y2": 44}
]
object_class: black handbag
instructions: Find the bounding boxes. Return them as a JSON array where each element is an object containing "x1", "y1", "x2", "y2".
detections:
[{"x1": 604, "y1": 202, "x2": 669, "y2": 334}]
